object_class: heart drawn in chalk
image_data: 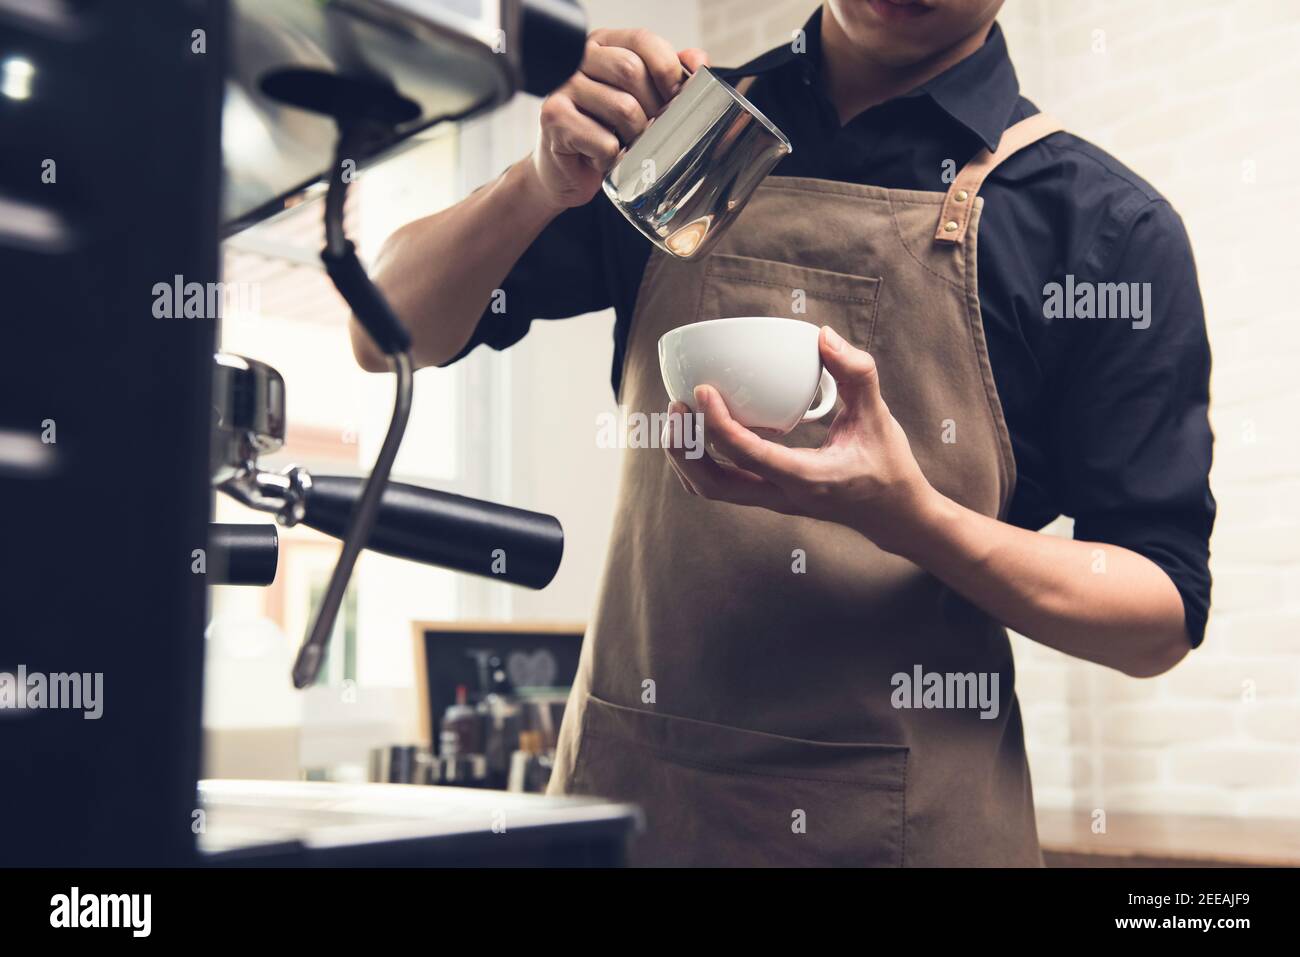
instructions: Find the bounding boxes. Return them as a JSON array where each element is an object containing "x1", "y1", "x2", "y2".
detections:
[{"x1": 506, "y1": 649, "x2": 558, "y2": 688}]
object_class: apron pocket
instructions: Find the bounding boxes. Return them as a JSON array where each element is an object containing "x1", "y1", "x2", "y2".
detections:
[
  {"x1": 698, "y1": 254, "x2": 882, "y2": 449},
  {"x1": 570, "y1": 694, "x2": 908, "y2": 867},
  {"x1": 699, "y1": 253, "x2": 882, "y2": 352}
]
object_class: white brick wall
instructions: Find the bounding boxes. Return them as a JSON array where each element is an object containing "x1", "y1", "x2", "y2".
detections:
[{"x1": 694, "y1": 0, "x2": 1300, "y2": 820}]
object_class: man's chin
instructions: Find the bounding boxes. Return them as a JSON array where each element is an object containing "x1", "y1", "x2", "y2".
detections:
[
  {"x1": 832, "y1": 0, "x2": 984, "y2": 68},
  {"x1": 841, "y1": 30, "x2": 938, "y2": 68},
  {"x1": 834, "y1": 16, "x2": 947, "y2": 67}
]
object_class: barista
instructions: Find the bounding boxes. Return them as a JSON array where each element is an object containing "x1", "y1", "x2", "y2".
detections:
[{"x1": 353, "y1": 1, "x2": 1213, "y2": 865}]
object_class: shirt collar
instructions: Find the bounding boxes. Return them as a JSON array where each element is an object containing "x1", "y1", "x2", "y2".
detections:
[{"x1": 721, "y1": 9, "x2": 1022, "y2": 153}]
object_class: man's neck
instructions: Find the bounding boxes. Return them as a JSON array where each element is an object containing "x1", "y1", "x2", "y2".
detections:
[{"x1": 820, "y1": 11, "x2": 995, "y2": 125}]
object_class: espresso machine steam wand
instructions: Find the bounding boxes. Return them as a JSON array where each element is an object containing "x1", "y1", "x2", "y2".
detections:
[{"x1": 215, "y1": 71, "x2": 563, "y2": 689}]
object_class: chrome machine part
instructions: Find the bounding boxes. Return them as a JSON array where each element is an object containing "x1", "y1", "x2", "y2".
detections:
[
  {"x1": 211, "y1": 353, "x2": 312, "y2": 525},
  {"x1": 210, "y1": 352, "x2": 286, "y2": 483},
  {"x1": 223, "y1": 0, "x2": 517, "y2": 232}
]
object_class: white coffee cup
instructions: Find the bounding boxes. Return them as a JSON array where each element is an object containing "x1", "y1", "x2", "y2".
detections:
[{"x1": 658, "y1": 317, "x2": 837, "y2": 435}]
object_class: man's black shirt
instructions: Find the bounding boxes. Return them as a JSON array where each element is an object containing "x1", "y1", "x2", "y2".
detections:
[{"x1": 450, "y1": 12, "x2": 1215, "y2": 646}]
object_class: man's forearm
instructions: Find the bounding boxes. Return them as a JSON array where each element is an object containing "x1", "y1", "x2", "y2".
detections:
[
  {"x1": 352, "y1": 157, "x2": 565, "y2": 371},
  {"x1": 897, "y1": 488, "x2": 1190, "y2": 678},
  {"x1": 669, "y1": 334, "x2": 1193, "y2": 679}
]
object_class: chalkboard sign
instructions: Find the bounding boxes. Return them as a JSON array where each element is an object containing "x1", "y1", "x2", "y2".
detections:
[{"x1": 412, "y1": 622, "x2": 584, "y2": 750}]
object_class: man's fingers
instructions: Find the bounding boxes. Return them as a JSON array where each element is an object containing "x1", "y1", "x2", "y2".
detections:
[
  {"x1": 692, "y1": 385, "x2": 808, "y2": 481},
  {"x1": 539, "y1": 93, "x2": 621, "y2": 170},
  {"x1": 819, "y1": 326, "x2": 884, "y2": 413},
  {"x1": 590, "y1": 27, "x2": 685, "y2": 101},
  {"x1": 663, "y1": 403, "x2": 785, "y2": 509},
  {"x1": 670, "y1": 447, "x2": 785, "y2": 510},
  {"x1": 678, "y1": 47, "x2": 710, "y2": 73},
  {"x1": 568, "y1": 71, "x2": 649, "y2": 145},
  {"x1": 579, "y1": 39, "x2": 664, "y2": 117}
]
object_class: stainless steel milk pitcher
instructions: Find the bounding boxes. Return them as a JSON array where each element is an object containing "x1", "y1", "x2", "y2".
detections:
[{"x1": 602, "y1": 67, "x2": 792, "y2": 260}]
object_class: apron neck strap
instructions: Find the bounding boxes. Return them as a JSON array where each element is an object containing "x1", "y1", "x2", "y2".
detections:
[
  {"x1": 733, "y1": 75, "x2": 758, "y2": 97},
  {"x1": 934, "y1": 112, "x2": 1065, "y2": 245}
]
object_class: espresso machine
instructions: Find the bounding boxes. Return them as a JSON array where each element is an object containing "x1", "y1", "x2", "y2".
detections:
[{"x1": 0, "y1": 0, "x2": 639, "y2": 866}]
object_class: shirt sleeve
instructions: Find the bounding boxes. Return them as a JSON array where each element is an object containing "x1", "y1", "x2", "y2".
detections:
[
  {"x1": 1052, "y1": 198, "x2": 1216, "y2": 647},
  {"x1": 442, "y1": 194, "x2": 612, "y2": 364}
]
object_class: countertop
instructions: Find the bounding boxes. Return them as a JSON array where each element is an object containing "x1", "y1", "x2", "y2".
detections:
[{"x1": 198, "y1": 779, "x2": 642, "y2": 866}]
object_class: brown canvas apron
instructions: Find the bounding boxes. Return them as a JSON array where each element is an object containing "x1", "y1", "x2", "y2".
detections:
[{"x1": 549, "y1": 107, "x2": 1064, "y2": 867}]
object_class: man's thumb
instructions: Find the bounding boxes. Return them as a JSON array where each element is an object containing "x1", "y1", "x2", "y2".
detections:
[{"x1": 819, "y1": 326, "x2": 882, "y2": 410}]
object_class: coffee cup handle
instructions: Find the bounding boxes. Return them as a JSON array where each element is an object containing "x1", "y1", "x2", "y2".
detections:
[{"x1": 801, "y1": 368, "x2": 838, "y2": 422}]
